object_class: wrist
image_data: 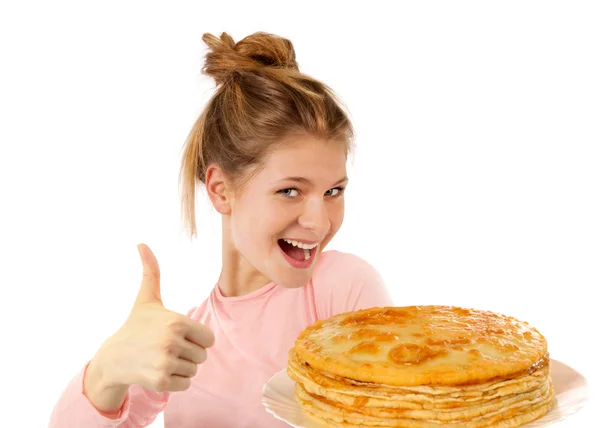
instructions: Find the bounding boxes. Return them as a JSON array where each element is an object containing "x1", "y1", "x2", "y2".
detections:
[
  {"x1": 84, "y1": 355, "x2": 118, "y2": 393},
  {"x1": 83, "y1": 356, "x2": 129, "y2": 415},
  {"x1": 89, "y1": 341, "x2": 124, "y2": 389}
]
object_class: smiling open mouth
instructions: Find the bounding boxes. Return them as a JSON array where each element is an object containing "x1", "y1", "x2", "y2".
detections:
[
  {"x1": 278, "y1": 239, "x2": 310, "y2": 261},
  {"x1": 278, "y1": 239, "x2": 318, "y2": 267}
]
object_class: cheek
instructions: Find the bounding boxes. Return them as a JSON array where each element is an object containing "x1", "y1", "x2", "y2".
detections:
[
  {"x1": 330, "y1": 200, "x2": 345, "y2": 231},
  {"x1": 235, "y1": 214, "x2": 269, "y2": 245},
  {"x1": 232, "y1": 200, "x2": 288, "y2": 248},
  {"x1": 263, "y1": 197, "x2": 301, "y2": 228}
]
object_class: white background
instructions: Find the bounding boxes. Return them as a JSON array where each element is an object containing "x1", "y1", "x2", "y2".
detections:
[{"x1": 1, "y1": 1, "x2": 597, "y2": 427}]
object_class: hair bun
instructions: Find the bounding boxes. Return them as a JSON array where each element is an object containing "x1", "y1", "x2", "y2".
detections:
[{"x1": 201, "y1": 31, "x2": 299, "y2": 85}]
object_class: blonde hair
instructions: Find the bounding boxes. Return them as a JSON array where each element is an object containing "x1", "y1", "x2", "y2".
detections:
[{"x1": 179, "y1": 31, "x2": 355, "y2": 239}]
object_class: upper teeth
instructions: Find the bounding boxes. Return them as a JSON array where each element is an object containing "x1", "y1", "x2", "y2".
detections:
[{"x1": 283, "y1": 239, "x2": 318, "y2": 250}]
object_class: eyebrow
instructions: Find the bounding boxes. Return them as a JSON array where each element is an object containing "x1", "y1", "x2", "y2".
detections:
[{"x1": 278, "y1": 176, "x2": 349, "y2": 186}]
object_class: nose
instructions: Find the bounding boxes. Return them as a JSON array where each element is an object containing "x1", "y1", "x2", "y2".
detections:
[{"x1": 298, "y1": 197, "x2": 331, "y2": 236}]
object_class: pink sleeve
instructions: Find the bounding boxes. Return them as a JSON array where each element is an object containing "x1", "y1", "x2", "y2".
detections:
[
  {"x1": 313, "y1": 251, "x2": 394, "y2": 320},
  {"x1": 186, "y1": 306, "x2": 197, "y2": 319},
  {"x1": 49, "y1": 307, "x2": 198, "y2": 426},
  {"x1": 48, "y1": 362, "x2": 171, "y2": 427}
]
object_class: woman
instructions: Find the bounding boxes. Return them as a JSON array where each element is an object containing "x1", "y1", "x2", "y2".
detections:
[{"x1": 49, "y1": 31, "x2": 392, "y2": 428}]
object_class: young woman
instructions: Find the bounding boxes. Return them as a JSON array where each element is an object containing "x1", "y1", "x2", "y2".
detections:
[{"x1": 49, "y1": 31, "x2": 392, "y2": 428}]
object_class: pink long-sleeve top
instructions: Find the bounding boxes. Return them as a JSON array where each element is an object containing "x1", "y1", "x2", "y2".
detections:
[{"x1": 49, "y1": 250, "x2": 393, "y2": 427}]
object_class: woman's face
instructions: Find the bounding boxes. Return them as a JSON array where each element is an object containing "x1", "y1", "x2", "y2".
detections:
[{"x1": 229, "y1": 133, "x2": 348, "y2": 288}]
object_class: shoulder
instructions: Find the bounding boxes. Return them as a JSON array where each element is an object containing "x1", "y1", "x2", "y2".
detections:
[
  {"x1": 312, "y1": 250, "x2": 393, "y2": 319},
  {"x1": 185, "y1": 297, "x2": 210, "y2": 321}
]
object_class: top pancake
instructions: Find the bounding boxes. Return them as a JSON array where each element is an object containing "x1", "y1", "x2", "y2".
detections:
[{"x1": 293, "y1": 306, "x2": 548, "y2": 386}]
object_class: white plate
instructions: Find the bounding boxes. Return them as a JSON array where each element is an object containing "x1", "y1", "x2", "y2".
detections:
[{"x1": 262, "y1": 359, "x2": 588, "y2": 427}]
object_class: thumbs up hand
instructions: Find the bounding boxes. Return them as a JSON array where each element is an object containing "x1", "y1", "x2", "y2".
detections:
[{"x1": 90, "y1": 244, "x2": 215, "y2": 393}]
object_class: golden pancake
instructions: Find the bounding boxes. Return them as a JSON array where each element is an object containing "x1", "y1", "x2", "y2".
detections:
[
  {"x1": 288, "y1": 305, "x2": 554, "y2": 427},
  {"x1": 294, "y1": 306, "x2": 548, "y2": 386},
  {"x1": 300, "y1": 396, "x2": 554, "y2": 428},
  {"x1": 287, "y1": 350, "x2": 550, "y2": 410},
  {"x1": 294, "y1": 378, "x2": 552, "y2": 422}
]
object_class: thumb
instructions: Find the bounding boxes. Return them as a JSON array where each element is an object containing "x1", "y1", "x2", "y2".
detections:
[{"x1": 134, "y1": 243, "x2": 163, "y2": 306}]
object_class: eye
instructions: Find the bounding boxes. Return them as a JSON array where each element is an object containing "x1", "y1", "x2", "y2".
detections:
[
  {"x1": 325, "y1": 186, "x2": 346, "y2": 197},
  {"x1": 278, "y1": 188, "x2": 299, "y2": 198}
]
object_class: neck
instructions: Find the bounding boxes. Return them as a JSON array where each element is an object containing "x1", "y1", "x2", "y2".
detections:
[{"x1": 217, "y1": 218, "x2": 272, "y2": 297}]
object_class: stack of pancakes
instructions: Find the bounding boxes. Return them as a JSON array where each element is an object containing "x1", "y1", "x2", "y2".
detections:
[{"x1": 288, "y1": 306, "x2": 554, "y2": 427}]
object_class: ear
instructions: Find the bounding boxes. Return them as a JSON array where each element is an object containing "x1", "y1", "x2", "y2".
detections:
[{"x1": 205, "y1": 165, "x2": 232, "y2": 215}]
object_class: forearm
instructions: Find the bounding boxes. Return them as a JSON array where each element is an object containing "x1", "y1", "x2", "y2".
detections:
[{"x1": 49, "y1": 360, "x2": 171, "y2": 428}]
